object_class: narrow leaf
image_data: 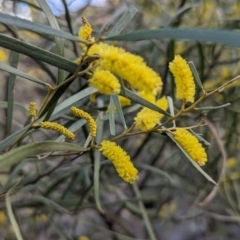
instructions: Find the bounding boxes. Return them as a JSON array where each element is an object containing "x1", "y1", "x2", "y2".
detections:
[
  {"x1": 7, "y1": 52, "x2": 19, "y2": 136},
  {"x1": 0, "y1": 128, "x2": 27, "y2": 152},
  {"x1": 94, "y1": 115, "x2": 104, "y2": 213},
  {"x1": 0, "y1": 62, "x2": 48, "y2": 86},
  {"x1": 135, "y1": 162, "x2": 172, "y2": 183},
  {"x1": 109, "y1": 95, "x2": 116, "y2": 135},
  {"x1": 0, "y1": 141, "x2": 87, "y2": 170},
  {"x1": 36, "y1": 0, "x2": 64, "y2": 84},
  {"x1": 121, "y1": 87, "x2": 171, "y2": 116},
  {"x1": 6, "y1": 186, "x2": 23, "y2": 240},
  {"x1": 167, "y1": 96, "x2": 175, "y2": 127},
  {"x1": 133, "y1": 183, "x2": 157, "y2": 240},
  {"x1": 112, "y1": 94, "x2": 127, "y2": 129},
  {"x1": 0, "y1": 33, "x2": 78, "y2": 73},
  {"x1": 0, "y1": 12, "x2": 80, "y2": 41},
  {"x1": 107, "y1": 5, "x2": 138, "y2": 36},
  {"x1": 189, "y1": 129, "x2": 210, "y2": 146},
  {"x1": 188, "y1": 61, "x2": 204, "y2": 91},
  {"x1": 50, "y1": 87, "x2": 97, "y2": 120},
  {"x1": 194, "y1": 103, "x2": 231, "y2": 110},
  {"x1": 106, "y1": 28, "x2": 240, "y2": 49}
]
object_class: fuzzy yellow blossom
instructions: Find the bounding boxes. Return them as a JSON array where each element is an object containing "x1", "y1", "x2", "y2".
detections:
[
  {"x1": 99, "y1": 140, "x2": 138, "y2": 183},
  {"x1": 71, "y1": 106, "x2": 97, "y2": 137},
  {"x1": 0, "y1": 48, "x2": 7, "y2": 62},
  {"x1": 87, "y1": 43, "x2": 162, "y2": 95},
  {"x1": 78, "y1": 236, "x2": 89, "y2": 240},
  {"x1": 28, "y1": 102, "x2": 37, "y2": 117},
  {"x1": 169, "y1": 55, "x2": 195, "y2": 103},
  {"x1": 40, "y1": 122, "x2": 75, "y2": 140},
  {"x1": 35, "y1": 214, "x2": 48, "y2": 223},
  {"x1": 134, "y1": 96, "x2": 168, "y2": 131},
  {"x1": 88, "y1": 68, "x2": 120, "y2": 95},
  {"x1": 138, "y1": 91, "x2": 155, "y2": 103},
  {"x1": 226, "y1": 157, "x2": 237, "y2": 168},
  {"x1": 119, "y1": 96, "x2": 131, "y2": 106},
  {"x1": 0, "y1": 211, "x2": 6, "y2": 226},
  {"x1": 78, "y1": 17, "x2": 93, "y2": 41},
  {"x1": 173, "y1": 128, "x2": 207, "y2": 166}
]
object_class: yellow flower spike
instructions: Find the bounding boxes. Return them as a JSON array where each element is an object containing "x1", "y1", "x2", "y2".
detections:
[
  {"x1": 134, "y1": 96, "x2": 168, "y2": 131},
  {"x1": 156, "y1": 95, "x2": 168, "y2": 109},
  {"x1": 119, "y1": 96, "x2": 131, "y2": 106},
  {"x1": 226, "y1": 157, "x2": 237, "y2": 169},
  {"x1": 134, "y1": 108, "x2": 162, "y2": 131},
  {"x1": 88, "y1": 68, "x2": 121, "y2": 95},
  {"x1": 28, "y1": 102, "x2": 37, "y2": 117},
  {"x1": 71, "y1": 106, "x2": 97, "y2": 137},
  {"x1": 90, "y1": 93, "x2": 96, "y2": 102},
  {"x1": 0, "y1": 211, "x2": 7, "y2": 226},
  {"x1": 138, "y1": 91, "x2": 156, "y2": 103},
  {"x1": 173, "y1": 128, "x2": 207, "y2": 166},
  {"x1": 78, "y1": 17, "x2": 93, "y2": 41},
  {"x1": 99, "y1": 140, "x2": 138, "y2": 184},
  {"x1": 78, "y1": 236, "x2": 89, "y2": 240},
  {"x1": 88, "y1": 43, "x2": 162, "y2": 94},
  {"x1": 169, "y1": 55, "x2": 196, "y2": 103},
  {"x1": 40, "y1": 122, "x2": 75, "y2": 140}
]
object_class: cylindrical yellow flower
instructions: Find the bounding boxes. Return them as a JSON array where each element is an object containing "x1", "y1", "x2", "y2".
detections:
[
  {"x1": 134, "y1": 96, "x2": 168, "y2": 131},
  {"x1": 89, "y1": 68, "x2": 121, "y2": 95},
  {"x1": 99, "y1": 140, "x2": 138, "y2": 184},
  {"x1": 78, "y1": 17, "x2": 93, "y2": 41},
  {"x1": 40, "y1": 122, "x2": 75, "y2": 140},
  {"x1": 173, "y1": 128, "x2": 207, "y2": 166},
  {"x1": 138, "y1": 91, "x2": 156, "y2": 103},
  {"x1": 78, "y1": 236, "x2": 89, "y2": 240},
  {"x1": 28, "y1": 102, "x2": 37, "y2": 117},
  {"x1": 0, "y1": 211, "x2": 6, "y2": 226},
  {"x1": 118, "y1": 96, "x2": 131, "y2": 107},
  {"x1": 71, "y1": 106, "x2": 97, "y2": 137},
  {"x1": 169, "y1": 55, "x2": 195, "y2": 103},
  {"x1": 88, "y1": 43, "x2": 162, "y2": 95}
]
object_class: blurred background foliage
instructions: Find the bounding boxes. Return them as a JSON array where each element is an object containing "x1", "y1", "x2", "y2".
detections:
[{"x1": 1, "y1": 0, "x2": 240, "y2": 239}]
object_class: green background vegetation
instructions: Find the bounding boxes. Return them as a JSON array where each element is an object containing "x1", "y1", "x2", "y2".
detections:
[{"x1": 1, "y1": 0, "x2": 240, "y2": 239}]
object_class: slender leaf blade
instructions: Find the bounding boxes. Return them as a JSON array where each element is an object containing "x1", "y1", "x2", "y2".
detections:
[
  {"x1": 0, "y1": 62, "x2": 48, "y2": 86},
  {"x1": 0, "y1": 12, "x2": 80, "y2": 41},
  {"x1": 6, "y1": 187, "x2": 23, "y2": 240},
  {"x1": 36, "y1": 0, "x2": 64, "y2": 84},
  {"x1": 0, "y1": 141, "x2": 88, "y2": 170},
  {"x1": 0, "y1": 33, "x2": 78, "y2": 73},
  {"x1": 121, "y1": 87, "x2": 171, "y2": 116},
  {"x1": 109, "y1": 96, "x2": 116, "y2": 135},
  {"x1": 107, "y1": 5, "x2": 137, "y2": 36},
  {"x1": 112, "y1": 94, "x2": 127, "y2": 129},
  {"x1": 107, "y1": 28, "x2": 240, "y2": 49},
  {"x1": 7, "y1": 52, "x2": 19, "y2": 135}
]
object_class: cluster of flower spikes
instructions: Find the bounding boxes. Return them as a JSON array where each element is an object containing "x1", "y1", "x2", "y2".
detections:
[
  {"x1": 29, "y1": 102, "x2": 98, "y2": 140},
  {"x1": 168, "y1": 56, "x2": 208, "y2": 166},
  {"x1": 29, "y1": 102, "x2": 37, "y2": 117},
  {"x1": 78, "y1": 18, "x2": 162, "y2": 96}
]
